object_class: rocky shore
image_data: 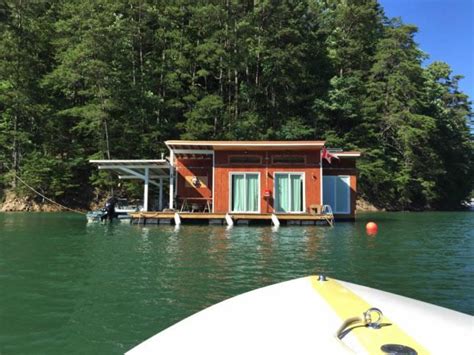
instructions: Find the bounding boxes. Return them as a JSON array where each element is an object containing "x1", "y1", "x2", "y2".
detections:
[
  {"x1": 0, "y1": 191, "x2": 64, "y2": 212},
  {"x1": 356, "y1": 198, "x2": 382, "y2": 212},
  {"x1": 0, "y1": 190, "x2": 97, "y2": 213}
]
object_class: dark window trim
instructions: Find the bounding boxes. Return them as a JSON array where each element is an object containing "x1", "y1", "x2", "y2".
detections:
[
  {"x1": 228, "y1": 155, "x2": 262, "y2": 165},
  {"x1": 271, "y1": 155, "x2": 306, "y2": 165}
]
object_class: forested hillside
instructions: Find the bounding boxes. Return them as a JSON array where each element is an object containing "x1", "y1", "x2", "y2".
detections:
[{"x1": 0, "y1": 0, "x2": 472, "y2": 210}]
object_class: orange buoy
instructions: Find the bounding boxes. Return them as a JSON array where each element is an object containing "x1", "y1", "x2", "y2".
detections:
[{"x1": 366, "y1": 222, "x2": 378, "y2": 235}]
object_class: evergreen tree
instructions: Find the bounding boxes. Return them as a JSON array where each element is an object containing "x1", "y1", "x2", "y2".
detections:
[
  {"x1": 362, "y1": 20, "x2": 439, "y2": 209},
  {"x1": 423, "y1": 62, "x2": 474, "y2": 208},
  {"x1": 313, "y1": 0, "x2": 383, "y2": 147},
  {"x1": 0, "y1": 1, "x2": 56, "y2": 194}
]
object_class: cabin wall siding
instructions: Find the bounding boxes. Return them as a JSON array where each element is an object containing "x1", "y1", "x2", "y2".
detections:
[
  {"x1": 214, "y1": 150, "x2": 322, "y2": 213},
  {"x1": 175, "y1": 157, "x2": 213, "y2": 199}
]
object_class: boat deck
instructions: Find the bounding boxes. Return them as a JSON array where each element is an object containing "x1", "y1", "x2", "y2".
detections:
[{"x1": 129, "y1": 212, "x2": 334, "y2": 226}]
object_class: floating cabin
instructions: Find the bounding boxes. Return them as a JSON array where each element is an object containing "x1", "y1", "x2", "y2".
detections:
[{"x1": 90, "y1": 140, "x2": 360, "y2": 226}]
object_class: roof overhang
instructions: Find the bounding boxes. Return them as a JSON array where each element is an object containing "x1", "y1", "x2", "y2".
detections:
[
  {"x1": 90, "y1": 159, "x2": 171, "y2": 186},
  {"x1": 333, "y1": 152, "x2": 361, "y2": 158},
  {"x1": 165, "y1": 140, "x2": 326, "y2": 153}
]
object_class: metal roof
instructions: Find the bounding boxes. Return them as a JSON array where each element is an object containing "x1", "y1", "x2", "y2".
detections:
[
  {"x1": 165, "y1": 140, "x2": 326, "y2": 152},
  {"x1": 89, "y1": 159, "x2": 171, "y2": 186},
  {"x1": 333, "y1": 151, "x2": 361, "y2": 158}
]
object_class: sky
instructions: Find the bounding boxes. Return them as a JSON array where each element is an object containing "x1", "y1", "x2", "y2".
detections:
[{"x1": 379, "y1": 0, "x2": 474, "y2": 104}]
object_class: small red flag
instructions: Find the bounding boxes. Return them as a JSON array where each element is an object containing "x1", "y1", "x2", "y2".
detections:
[{"x1": 322, "y1": 147, "x2": 339, "y2": 164}]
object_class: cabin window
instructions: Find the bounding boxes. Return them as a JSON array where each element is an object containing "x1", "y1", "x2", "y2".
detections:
[
  {"x1": 272, "y1": 156, "x2": 305, "y2": 164},
  {"x1": 274, "y1": 173, "x2": 304, "y2": 213},
  {"x1": 228, "y1": 155, "x2": 262, "y2": 164},
  {"x1": 230, "y1": 173, "x2": 260, "y2": 212},
  {"x1": 323, "y1": 176, "x2": 350, "y2": 214}
]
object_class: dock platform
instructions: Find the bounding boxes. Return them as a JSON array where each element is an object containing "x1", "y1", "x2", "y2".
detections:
[{"x1": 129, "y1": 212, "x2": 334, "y2": 226}]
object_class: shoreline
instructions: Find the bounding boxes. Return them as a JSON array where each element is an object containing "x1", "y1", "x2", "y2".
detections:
[
  {"x1": 2, "y1": 190, "x2": 471, "y2": 213},
  {"x1": 0, "y1": 191, "x2": 93, "y2": 213},
  {"x1": 1, "y1": 205, "x2": 471, "y2": 214}
]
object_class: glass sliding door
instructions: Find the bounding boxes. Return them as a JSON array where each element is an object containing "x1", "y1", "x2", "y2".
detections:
[
  {"x1": 275, "y1": 173, "x2": 304, "y2": 213},
  {"x1": 290, "y1": 175, "x2": 303, "y2": 212},
  {"x1": 335, "y1": 176, "x2": 350, "y2": 213},
  {"x1": 323, "y1": 176, "x2": 350, "y2": 213},
  {"x1": 323, "y1": 176, "x2": 335, "y2": 210},
  {"x1": 231, "y1": 173, "x2": 259, "y2": 212}
]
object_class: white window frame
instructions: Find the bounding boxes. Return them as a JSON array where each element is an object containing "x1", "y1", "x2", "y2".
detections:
[
  {"x1": 323, "y1": 175, "x2": 351, "y2": 214},
  {"x1": 273, "y1": 172, "x2": 306, "y2": 214},
  {"x1": 229, "y1": 172, "x2": 261, "y2": 213}
]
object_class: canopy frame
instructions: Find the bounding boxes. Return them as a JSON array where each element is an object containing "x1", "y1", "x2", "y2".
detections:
[{"x1": 90, "y1": 159, "x2": 171, "y2": 211}]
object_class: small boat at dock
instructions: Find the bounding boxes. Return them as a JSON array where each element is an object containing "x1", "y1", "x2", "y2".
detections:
[
  {"x1": 126, "y1": 275, "x2": 473, "y2": 354},
  {"x1": 86, "y1": 198, "x2": 142, "y2": 223}
]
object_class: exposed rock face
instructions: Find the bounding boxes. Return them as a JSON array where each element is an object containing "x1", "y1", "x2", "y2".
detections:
[
  {"x1": 0, "y1": 191, "x2": 63, "y2": 212},
  {"x1": 356, "y1": 198, "x2": 382, "y2": 212},
  {"x1": 89, "y1": 198, "x2": 108, "y2": 211}
]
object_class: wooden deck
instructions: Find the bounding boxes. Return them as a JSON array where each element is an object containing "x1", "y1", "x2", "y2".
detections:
[{"x1": 129, "y1": 212, "x2": 334, "y2": 226}]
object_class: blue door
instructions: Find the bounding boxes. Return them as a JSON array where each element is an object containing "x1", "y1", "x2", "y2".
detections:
[{"x1": 323, "y1": 176, "x2": 350, "y2": 214}]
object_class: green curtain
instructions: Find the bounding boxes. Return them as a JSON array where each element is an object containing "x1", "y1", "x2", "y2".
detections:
[
  {"x1": 290, "y1": 175, "x2": 303, "y2": 212},
  {"x1": 246, "y1": 174, "x2": 259, "y2": 212},
  {"x1": 276, "y1": 174, "x2": 303, "y2": 212},
  {"x1": 276, "y1": 174, "x2": 289, "y2": 212},
  {"x1": 232, "y1": 174, "x2": 245, "y2": 211}
]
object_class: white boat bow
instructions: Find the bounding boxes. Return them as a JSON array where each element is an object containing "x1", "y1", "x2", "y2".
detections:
[{"x1": 126, "y1": 276, "x2": 473, "y2": 354}]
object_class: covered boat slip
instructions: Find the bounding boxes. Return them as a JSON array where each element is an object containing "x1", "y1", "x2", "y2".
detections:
[{"x1": 89, "y1": 159, "x2": 171, "y2": 212}]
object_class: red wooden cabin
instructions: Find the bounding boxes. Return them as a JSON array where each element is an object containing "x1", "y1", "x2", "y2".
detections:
[{"x1": 166, "y1": 141, "x2": 360, "y2": 219}]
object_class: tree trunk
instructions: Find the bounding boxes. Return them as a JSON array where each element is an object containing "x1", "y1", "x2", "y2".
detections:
[
  {"x1": 12, "y1": 0, "x2": 24, "y2": 188},
  {"x1": 256, "y1": 35, "x2": 260, "y2": 86},
  {"x1": 12, "y1": 114, "x2": 18, "y2": 188},
  {"x1": 103, "y1": 118, "x2": 111, "y2": 160},
  {"x1": 130, "y1": 3, "x2": 136, "y2": 86},
  {"x1": 234, "y1": 68, "x2": 238, "y2": 120}
]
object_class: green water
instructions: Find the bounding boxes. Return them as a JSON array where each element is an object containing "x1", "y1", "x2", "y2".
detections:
[{"x1": 0, "y1": 212, "x2": 473, "y2": 354}]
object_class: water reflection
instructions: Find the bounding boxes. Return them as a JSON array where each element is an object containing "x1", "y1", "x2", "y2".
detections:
[
  {"x1": 256, "y1": 228, "x2": 275, "y2": 286},
  {"x1": 303, "y1": 227, "x2": 324, "y2": 257},
  {"x1": 208, "y1": 227, "x2": 230, "y2": 267},
  {"x1": 1, "y1": 212, "x2": 473, "y2": 355}
]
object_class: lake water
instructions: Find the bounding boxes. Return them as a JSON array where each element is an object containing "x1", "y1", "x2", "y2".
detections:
[{"x1": 0, "y1": 212, "x2": 473, "y2": 354}]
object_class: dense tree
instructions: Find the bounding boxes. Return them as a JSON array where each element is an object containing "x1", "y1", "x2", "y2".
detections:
[
  {"x1": 313, "y1": 0, "x2": 383, "y2": 147},
  {"x1": 0, "y1": 1, "x2": 55, "y2": 192},
  {"x1": 361, "y1": 20, "x2": 437, "y2": 209},
  {"x1": 0, "y1": 0, "x2": 472, "y2": 209},
  {"x1": 423, "y1": 62, "x2": 474, "y2": 208}
]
